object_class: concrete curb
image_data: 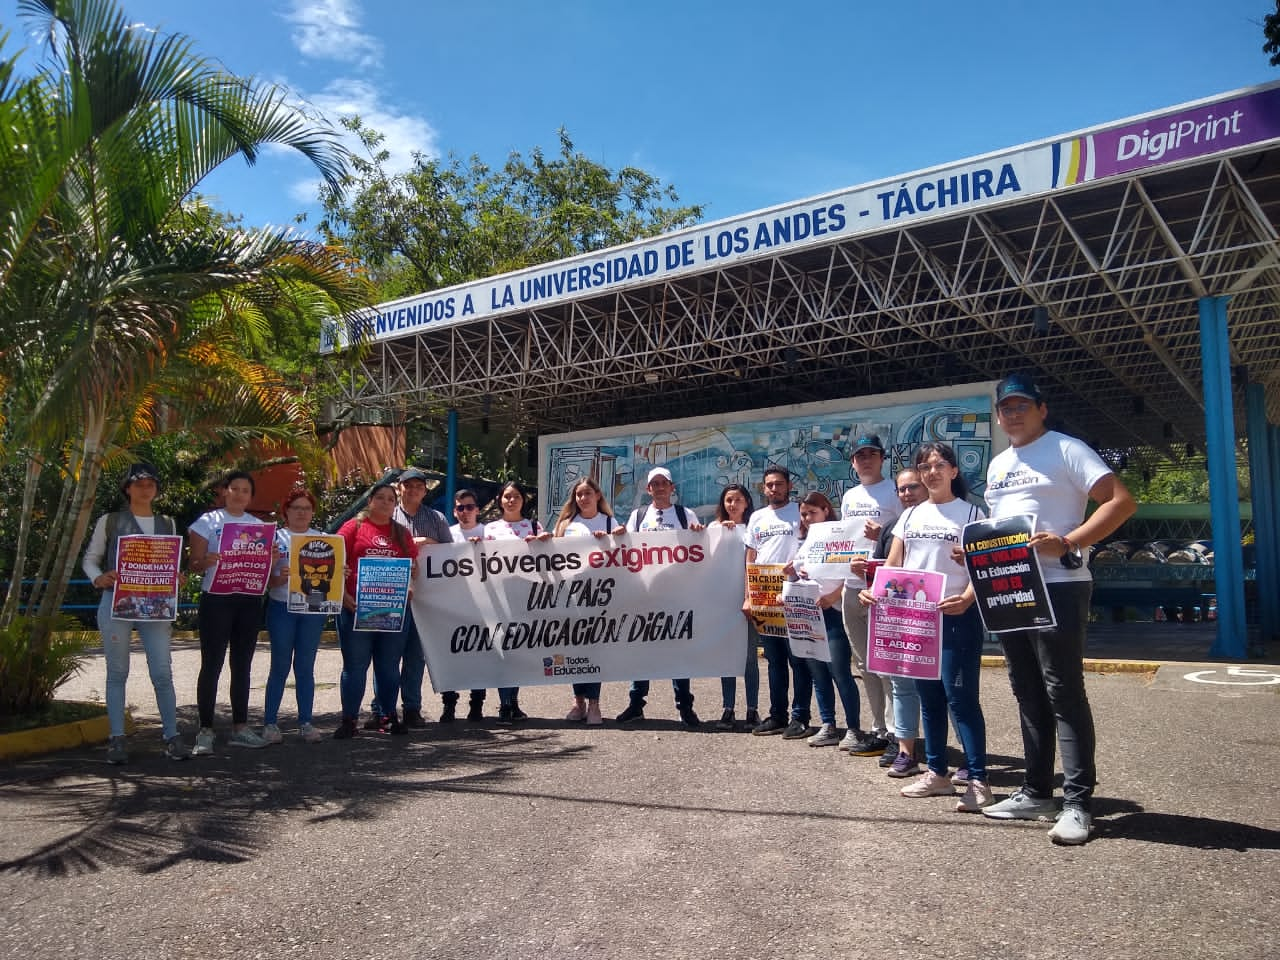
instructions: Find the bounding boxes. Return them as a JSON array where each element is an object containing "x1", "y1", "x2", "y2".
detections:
[
  {"x1": 979, "y1": 654, "x2": 1162, "y2": 674},
  {"x1": 0, "y1": 704, "x2": 132, "y2": 761}
]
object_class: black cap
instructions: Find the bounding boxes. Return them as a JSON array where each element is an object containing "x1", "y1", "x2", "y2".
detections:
[
  {"x1": 121, "y1": 462, "x2": 160, "y2": 493},
  {"x1": 397, "y1": 467, "x2": 429, "y2": 483},
  {"x1": 850, "y1": 434, "x2": 884, "y2": 456},
  {"x1": 995, "y1": 373, "x2": 1043, "y2": 405}
]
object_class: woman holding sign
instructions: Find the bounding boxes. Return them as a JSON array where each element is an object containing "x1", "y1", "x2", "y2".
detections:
[
  {"x1": 83, "y1": 463, "x2": 188, "y2": 763},
  {"x1": 710, "y1": 483, "x2": 760, "y2": 731},
  {"x1": 860, "y1": 443, "x2": 992, "y2": 813},
  {"x1": 262, "y1": 488, "x2": 329, "y2": 744},
  {"x1": 485, "y1": 481, "x2": 551, "y2": 722},
  {"x1": 188, "y1": 470, "x2": 275, "y2": 755},
  {"x1": 553, "y1": 477, "x2": 615, "y2": 725},
  {"x1": 333, "y1": 480, "x2": 419, "y2": 739}
]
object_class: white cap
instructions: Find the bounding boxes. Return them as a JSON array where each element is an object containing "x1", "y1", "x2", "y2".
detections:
[{"x1": 646, "y1": 466, "x2": 673, "y2": 484}]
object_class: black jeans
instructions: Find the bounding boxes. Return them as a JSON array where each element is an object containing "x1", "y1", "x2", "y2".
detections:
[
  {"x1": 197, "y1": 593, "x2": 263, "y2": 726},
  {"x1": 999, "y1": 581, "x2": 1096, "y2": 809}
]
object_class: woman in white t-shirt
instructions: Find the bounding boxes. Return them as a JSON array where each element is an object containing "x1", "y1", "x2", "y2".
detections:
[
  {"x1": 484, "y1": 481, "x2": 552, "y2": 721},
  {"x1": 711, "y1": 483, "x2": 760, "y2": 731},
  {"x1": 861, "y1": 442, "x2": 991, "y2": 812},
  {"x1": 553, "y1": 478, "x2": 616, "y2": 725}
]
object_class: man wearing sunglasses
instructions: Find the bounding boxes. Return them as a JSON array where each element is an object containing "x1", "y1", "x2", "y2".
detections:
[{"x1": 441, "y1": 488, "x2": 489, "y2": 721}]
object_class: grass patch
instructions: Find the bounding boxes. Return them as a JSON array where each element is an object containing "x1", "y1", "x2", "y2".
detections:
[{"x1": 0, "y1": 700, "x2": 106, "y2": 734}]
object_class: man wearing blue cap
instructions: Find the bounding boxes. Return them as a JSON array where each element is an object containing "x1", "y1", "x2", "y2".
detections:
[
  {"x1": 980, "y1": 373, "x2": 1135, "y2": 845},
  {"x1": 839, "y1": 434, "x2": 902, "y2": 756}
]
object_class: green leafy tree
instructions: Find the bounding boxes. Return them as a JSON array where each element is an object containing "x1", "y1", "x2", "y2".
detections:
[
  {"x1": 1264, "y1": 2, "x2": 1280, "y2": 65},
  {"x1": 317, "y1": 122, "x2": 704, "y2": 301},
  {"x1": 0, "y1": 0, "x2": 371, "y2": 655}
]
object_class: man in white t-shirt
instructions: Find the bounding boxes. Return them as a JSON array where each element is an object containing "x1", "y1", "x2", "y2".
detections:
[
  {"x1": 838, "y1": 434, "x2": 903, "y2": 756},
  {"x1": 744, "y1": 466, "x2": 809, "y2": 738},
  {"x1": 979, "y1": 373, "x2": 1135, "y2": 845},
  {"x1": 614, "y1": 466, "x2": 705, "y2": 727}
]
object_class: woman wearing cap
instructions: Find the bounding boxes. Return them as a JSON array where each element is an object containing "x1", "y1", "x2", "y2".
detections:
[
  {"x1": 484, "y1": 480, "x2": 550, "y2": 721},
  {"x1": 261, "y1": 488, "x2": 328, "y2": 744},
  {"x1": 333, "y1": 479, "x2": 420, "y2": 738},
  {"x1": 860, "y1": 442, "x2": 992, "y2": 813},
  {"x1": 188, "y1": 470, "x2": 276, "y2": 754},
  {"x1": 83, "y1": 463, "x2": 189, "y2": 763},
  {"x1": 553, "y1": 477, "x2": 616, "y2": 725}
]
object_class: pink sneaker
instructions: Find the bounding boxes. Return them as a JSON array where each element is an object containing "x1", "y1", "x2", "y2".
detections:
[
  {"x1": 566, "y1": 701, "x2": 587, "y2": 722},
  {"x1": 900, "y1": 769, "x2": 957, "y2": 798},
  {"x1": 585, "y1": 701, "x2": 603, "y2": 725}
]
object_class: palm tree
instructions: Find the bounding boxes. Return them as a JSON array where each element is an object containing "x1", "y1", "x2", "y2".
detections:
[{"x1": 0, "y1": 0, "x2": 371, "y2": 647}]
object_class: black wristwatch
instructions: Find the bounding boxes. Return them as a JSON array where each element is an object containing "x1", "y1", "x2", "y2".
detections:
[{"x1": 1060, "y1": 536, "x2": 1084, "y2": 570}]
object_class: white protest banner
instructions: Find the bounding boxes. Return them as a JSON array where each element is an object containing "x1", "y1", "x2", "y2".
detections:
[
  {"x1": 794, "y1": 520, "x2": 868, "y2": 581},
  {"x1": 781, "y1": 578, "x2": 830, "y2": 662},
  {"x1": 409, "y1": 529, "x2": 746, "y2": 691}
]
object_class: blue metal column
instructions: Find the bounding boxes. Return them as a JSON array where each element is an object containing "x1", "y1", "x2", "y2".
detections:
[
  {"x1": 1198, "y1": 295, "x2": 1246, "y2": 658},
  {"x1": 446, "y1": 408, "x2": 459, "y2": 514},
  {"x1": 1245, "y1": 385, "x2": 1278, "y2": 645}
]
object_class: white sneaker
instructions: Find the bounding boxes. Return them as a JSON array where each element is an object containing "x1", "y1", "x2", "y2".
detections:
[
  {"x1": 837, "y1": 729, "x2": 860, "y2": 752},
  {"x1": 192, "y1": 727, "x2": 215, "y2": 756},
  {"x1": 228, "y1": 727, "x2": 269, "y2": 749},
  {"x1": 807, "y1": 723, "x2": 841, "y2": 747},
  {"x1": 261, "y1": 723, "x2": 283, "y2": 744},
  {"x1": 955, "y1": 779, "x2": 995, "y2": 813},
  {"x1": 299, "y1": 722, "x2": 322, "y2": 743},
  {"x1": 1048, "y1": 806, "x2": 1093, "y2": 845}
]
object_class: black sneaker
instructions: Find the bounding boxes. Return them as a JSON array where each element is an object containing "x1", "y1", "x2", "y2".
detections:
[
  {"x1": 615, "y1": 703, "x2": 645, "y2": 723},
  {"x1": 383, "y1": 714, "x2": 408, "y2": 736},
  {"x1": 362, "y1": 714, "x2": 382, "y2": 730},
  {"x1": 679, "y1": 707, "x2": 701, "y2": 728},
  {"x1": 851, "y1": 730, "x2": 890, "y2": 756},
  {"x1": 466, "y1": 703, "x2": 484, "y2": 721},
  {"x1": 715, "y1": 709, "x2": 736, "y2": 731},
  {"x1": 334, "y1": 717, "x2": 357, "y2": 739},
  {"x1": 744, "y1": 708, "x2": 761, "y2": 727},
  {"x1": 498, "y1": 704, "x2": 513, "y2": 722},
  {"x1": 752, "y1": 715, "x2": 788, "y2": 735},
  {"x1": 782, "y1": 719, "x2": 811, "y2": 740},
  {"x1": 508, "y1": 700, "x2": 528, "y2": 721},
  {"x1": 878, "y1": 737, "x2": 899, "y2": 768},
  {"x1": 439, "y1": 703, "x2": 456, "y2": 724},
  {"x1": 403, "y1": 708, "x2": 428, "y2": 728}
]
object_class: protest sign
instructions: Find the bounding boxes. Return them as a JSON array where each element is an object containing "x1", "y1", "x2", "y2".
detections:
[
  {"x1": 208, "y1": 522, "x2": 272, "y2": 596},
  {"x1": 287, "y1": 534, "x2": 345, "y2": 614},
  {"x1": 794, "y1": 520, "x2": 869, "y2": 581},
  {"x1": 781, "y1": 578, "x2": 830, "y2": 662},
  {"x1": 866, "y1": 566, "x2": 944, "y2": 681},
  {"x1": 962, "y1": 514, "x2": 1056, "y2": 633},
  {"x1": 409, "y1": 531, "x2": 746, "y2": 691},
  {"x1": 746, "y1": 562, "x2": 787, "y2": 638},
  {"x1": 354, "y1": 556, "x2": 413, "y2": 632},
  {"x1": 111, "y1": 534, "x2": 183, "y2": 621}
]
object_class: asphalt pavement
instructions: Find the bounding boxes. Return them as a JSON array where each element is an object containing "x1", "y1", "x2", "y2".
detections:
[{"x1": 1, "y1": 625, "x2": 1277, "y2": 960}]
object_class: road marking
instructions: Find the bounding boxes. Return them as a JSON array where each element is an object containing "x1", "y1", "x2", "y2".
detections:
[{"x1": 1183, "y1": 667, "x2": 1280, "y2": 686}]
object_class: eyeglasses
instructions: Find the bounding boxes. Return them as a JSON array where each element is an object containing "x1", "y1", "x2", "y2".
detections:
[
  {"x1": 896, "y1": 483, "x2": 923, "y2": 493},
  {"x1": 916, "y1": 461, "x2": 952, "y2": 474},
  {"x1": 455, "y1": 504, "x2": 478, "y2": 511}
]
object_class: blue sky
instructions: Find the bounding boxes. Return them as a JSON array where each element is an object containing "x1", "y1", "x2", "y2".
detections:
[{"x1": 3, "y1": 0, "x2": 1278, "y2": 234}]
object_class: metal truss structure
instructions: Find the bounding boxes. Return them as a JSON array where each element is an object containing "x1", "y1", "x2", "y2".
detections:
[{"x1": 335, "y1": 147, "x2": 1280, "y2": 466}]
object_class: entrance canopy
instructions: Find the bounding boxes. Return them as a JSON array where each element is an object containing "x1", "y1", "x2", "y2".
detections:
[{"x1": 328, "y1": 82, "x2": 1280, "y2": 470}]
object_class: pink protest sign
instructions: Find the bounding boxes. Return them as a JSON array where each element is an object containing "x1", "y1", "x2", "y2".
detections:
[{"x1": 866, "y1": 566, "x2": 945, "y2": 681}]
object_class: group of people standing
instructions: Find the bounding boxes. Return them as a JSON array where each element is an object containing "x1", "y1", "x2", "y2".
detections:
[{"x1": 85, "y1": 374, "x2": 1133, "y2": 845}]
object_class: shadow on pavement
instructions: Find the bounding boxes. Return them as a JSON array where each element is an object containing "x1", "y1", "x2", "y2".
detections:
[{"x1": 1098, "y1": 808, "x2": 1280, "y2": 851}]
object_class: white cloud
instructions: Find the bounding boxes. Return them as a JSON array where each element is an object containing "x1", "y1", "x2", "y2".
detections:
[{"x1": 284, "y1": 0, "x2": 382, "y2": 68}]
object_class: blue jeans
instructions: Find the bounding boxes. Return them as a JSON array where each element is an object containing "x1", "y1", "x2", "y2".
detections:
[
  {"x1": 915, "y1": 606, "x2": 987, "y2": 781},
  {"x1": 98, "y1": 592, "x2": 179, "y2": 739},
  {"x1": 1000, "y1": 581, "x2": 1096, "y2": 808},
  {"x1": 890, "y1": 674, "x2": 922, "y2": 740},
  {"x1": 628, "y1": 678, "x2": 693, "y2": 710},
  {"x1": 370, "y1": 609, "x2": 425, "y2": 715},
  {"x1": 499, "y1": 686, "x2": 520, "y2": 706},
  {"x1": 761, "y1": 633, "x2": 812, "y2": 723},
  {"x1": 572, "y1": 682, "x2": 602, "y2": 698},
  {"x1": 339, "y1": 608, "x2": 407, "y2": 720},
  {"x1": 808, "y1": 606, "x2": 861, "y2": 729},
  {"x1": 264, "y1": 599, "x2": 325, "y2": 725},
  {"x1": 720, "y1": 619, "x2": 761, "y2": 711}
]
